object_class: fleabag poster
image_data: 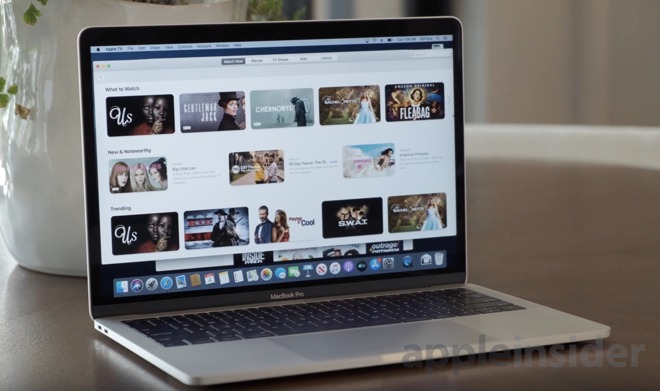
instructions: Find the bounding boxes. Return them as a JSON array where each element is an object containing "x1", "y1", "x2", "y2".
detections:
[
  {"x1": 385, "y1": 83, "x2": 445, "y2": 122},
  {"x1": 106, "y1": 95, "x2": 175, "y2": 136}
]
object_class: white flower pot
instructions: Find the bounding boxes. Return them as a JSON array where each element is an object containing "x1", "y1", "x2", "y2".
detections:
[{"x1": 0, "y1": 0, "x2": 247, "y2": 276}]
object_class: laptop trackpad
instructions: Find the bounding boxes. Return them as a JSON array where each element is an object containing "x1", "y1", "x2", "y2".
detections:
[{"x1": 273, "y1": 320, "x2": 495, "y2": 361}]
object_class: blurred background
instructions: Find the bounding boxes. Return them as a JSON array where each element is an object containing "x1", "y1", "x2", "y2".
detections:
[{"x1": 270, "y1": 0, "x2": 660, "y2": 127}]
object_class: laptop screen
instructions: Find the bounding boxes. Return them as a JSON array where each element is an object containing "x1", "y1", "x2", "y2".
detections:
[{"x1": 79, "y1": 18, "x2": 465, "y2": 315}]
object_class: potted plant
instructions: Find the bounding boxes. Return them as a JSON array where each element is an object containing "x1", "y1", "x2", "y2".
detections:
[{"x1": 0, "y1": 0, "x2": 302, "y2": 276}]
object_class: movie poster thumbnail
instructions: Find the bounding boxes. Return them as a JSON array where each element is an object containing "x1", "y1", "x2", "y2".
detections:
[
  {"x1": 366, "y1": 240, "x2": 404, "y2": 255},
  {"x1": 274, "y1": 247, "x2": 319, "y2": 262},
  {"x1": 179, "y1": 91, "x2": 246, "y2": 132},
  {"x1": 183, "y1": 208, "x2": 249, "y2": 249},
  {"x1": 385, "y1": 83, "x2": 445, "y2": 122},
  {"x1": 322, "y1": 197, "x2": 383, "y2": 239},
  {"x1": 111, "y1": 212, "x2": 179, "y2": 255},
  {"x1": 108, "y1": 157, "x2": 168, "y2": 193},
  {"x1": 252, "y1": 206, "x2": 317, "y2": 244},
  {"x1": 250, "y1": 88, "x2": 314, "y2": 129},
  {"x1": 319, "y1": 243, "x2": 366, "y2": 258},
  {"x1": 106, "y1": 95, "x2": 175, "y2": 137},
  {"x1": 229, "y1": 150, "x2": 285, "y2": 185},
  {"x1": 343, "y1": 143, "x2": 395, "y2": 178},
  {"x1": 388, "y1": 193, "x2": 447, "y2": 233},
  {"x1": 233, "y1": 251, "x2": 274, "y2": 267},
  {"x1": 318, "y1": 85, "x2": 380, "y2": 126}
]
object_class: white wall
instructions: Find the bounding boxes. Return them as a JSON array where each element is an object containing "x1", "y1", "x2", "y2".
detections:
[
  {"x1": 606, "y1": 1, "x2": 660, "y2": 126},
  {"x1": 456, "y1": 0, "x2": 660, "y2": 126},
  {"x1": 312, "y1": 0, "x2": 660, "y2": 126},
  {"x1": 457, "y1": 0, "x2": 576, "y2": 124},
  {"x1": 312, "y1": 0, "x2": 404, "y2": 20}
]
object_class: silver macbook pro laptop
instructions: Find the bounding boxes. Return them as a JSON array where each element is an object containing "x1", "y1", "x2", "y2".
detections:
[{"x1": 78, "y1": 17, "x2": 609, "y2": 385}]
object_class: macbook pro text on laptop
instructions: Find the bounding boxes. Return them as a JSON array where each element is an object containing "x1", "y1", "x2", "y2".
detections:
[{"x1": 78, "y1": 17, "x2": 609, "y2": 385}]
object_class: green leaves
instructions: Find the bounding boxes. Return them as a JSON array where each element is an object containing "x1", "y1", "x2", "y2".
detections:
[
  {"x1": 248, "y1": 0, "x2": 283, "y2": 21},
  {"x1": 0, "y1": 78, "x2": 21, "y2": 111},
  {"x1": 2, "y1": 2, "x2": 43, "y2": 114},
  {"x1": 0, "y1": 78, "x2": 7, "y2": 108},
  {"x1": 23, "y1": 1, "x2": 47, "y2": 25},
  {"x1": 23, "y1": 4, "x2": 42, "y2": 26},
  {"x1": 247, "y1": 0, "x2": 306, "y2": 21}
]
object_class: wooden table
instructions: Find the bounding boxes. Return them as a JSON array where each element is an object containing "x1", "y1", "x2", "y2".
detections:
[{"x1": 1, "y1": 128, "x2": 658, "y2": 390}]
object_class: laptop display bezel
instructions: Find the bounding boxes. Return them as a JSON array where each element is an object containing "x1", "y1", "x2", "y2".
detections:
[{"x1": 78, "y1": 17, "x2": 466, "y2": 319}]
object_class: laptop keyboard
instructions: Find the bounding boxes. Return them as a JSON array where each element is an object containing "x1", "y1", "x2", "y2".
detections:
[{"x1": 122, "y1": 288, "x2": 525, "y2": 347}]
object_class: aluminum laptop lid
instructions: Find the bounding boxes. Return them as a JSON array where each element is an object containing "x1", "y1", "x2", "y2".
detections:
[{"x1": 78, "y1": 18, "x2": 610, "y2": 386}]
